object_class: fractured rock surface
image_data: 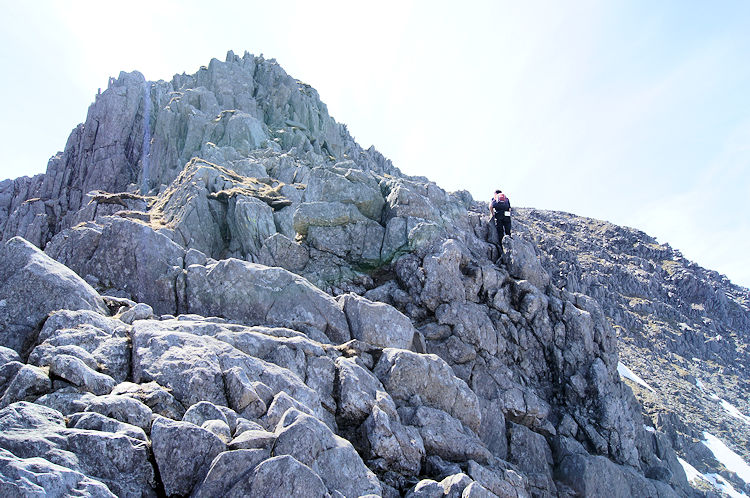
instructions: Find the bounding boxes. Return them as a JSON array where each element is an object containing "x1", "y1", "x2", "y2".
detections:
[{"x1": 1, "y1": 50, "x2": 741, "y2": 497}]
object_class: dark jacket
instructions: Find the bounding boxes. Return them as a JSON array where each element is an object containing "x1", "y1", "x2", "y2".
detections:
[{"x1": 490, "y1": 195, "x2": 510, "y2": 217}]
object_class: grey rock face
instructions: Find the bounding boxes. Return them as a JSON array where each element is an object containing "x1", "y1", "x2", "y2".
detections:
[
  {"x1": 228, "y1": 428, "x2": 275, "y2": 450},
  {"x1": 519, "y1": 207, "x2": 750, "y2": 478},
  {"x1": 406, "y1": 479, "x2": 444, "y2": 498},
  {"x1": 192, "y1": 448, "x2": 270, "y2": 498},
  {"x1": 2, "y1": 52, "x2": 398, "y2": 249},
  {"x1": 374, "y1": 348, "x2": 481, "y2": 433},
  {"x1": 151, "y1": 416, "x2": 225, "y2": 497},
  {"x1": 34, "y1": 388, "x2": 98, "y2": 416},
  {"x1": 131, "y1": 325, "x2": 230, "y2": 408},
  {"x1": 110, "y1": 381, "x2": 185, "y2": 420},
  {"x1": 274, "y1": 408, "x2": 382, "y2": 497},
  {"x1": 264, "y1": 390, "x2": 315, "y2": 429},
  {"x1": 507, "y1": 422, "x2": 556, "y2": 496},
  {"x1": 134, "y1": 320, "x2": 323, "y2": 407},
  {"x1": 461, "y1": 481, "x2": 496, "y2": 498},
  {"x1": 438, "y1": 473, "x2": 473, "y2": 498},
  {"x1": 0, "y1": 237, "x2": 108, "y2": 355},
  {"x1": 293, "y1": 201, "x2": 369, "y2": 236},
  {"x1": 226, "y1": 454, "x2": 330, "y2": 498},
  {"x1": 224, "y1": 366, "x2": 267, "y2": 418},
  {"x1": 257, "y1": 232, "x2": 309, "y2": 271},
  {"x1": 183, "y1": 400, "x2": 229, "y2": 428},
  {"x1": 0, "y1": 447, "x2": 115, "y2": 498},
  {"x1": 119, "y1": 303, "x2": 154, "y2": 324},
  {"x1": 338, "y1": 293, "x2": 416, "y2": 349},
  {"x1": 68, "y1": 411, "x2": 148, "y2": 442},
  {"x1": 555, "y1": 448, "x2": 679, "y2": 498},
  {"x1": 420, "y1": 239, "x2": 468, "y2": 311},
  {"x1": 363, "y1": 404, "x2": 425, "y2": 476},
  {"x1": 63, "y1": 428, "x2": 155, "y2": 497},
  {"x1": 186, "y1": 257, "x2": 350, "y2": 341},
  {"x1": 0, "y1": 363, "x2": 50, "y2": 408},
  {"x1": 467, "y1": 460, "x2": 529, "y2": 498},
  {"x1": 306, "y1": 216, "x2": 385, "y2": 265},
  {"x1": 29, "y1": 310, "x2": 131, "y2": 384},
  {"x1": 85, "y1": 394, "x2": 153, "y2": 431},
  {"x1": 0, "y1": 401, "x2": 155, "y2": 497},
  {"x1": 305, "y1": 165, "x2": 385, "y2": 220},
  {"x1": 399, "y1": 405, "x2": 491, "y2": 464},
  {"x1": 153, "y1": 157, "x2": 291, "y2": 264},
  {"x1": 0, "y1": 346, "x2": 20, "y2": 366},
  {"x1": 335, "y1": 356, "x2": 395, "y2": 425},
  {"x1": 49, "y1": 354, "x2": 115, "y2": 395},
  {"x1": 0, "y1": 52, "x2": 714, "y2": 498},
  {"x1": 69, "y1": 191, "x2": 149, "y2": 228},
  {"x1": 503, "y1": 236, "x2": 550, "y2": 292},
  {"x1": 45, "y1": 217, "x2": 185, "y2": 316}
]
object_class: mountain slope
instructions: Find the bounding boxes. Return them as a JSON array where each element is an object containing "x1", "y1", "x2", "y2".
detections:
[
  {"x1": 1, "y1": 51, "x2": 745, "y2": 497},
  {"x1": 515, "y1": 207, "x2": 750, "y2": 493}
]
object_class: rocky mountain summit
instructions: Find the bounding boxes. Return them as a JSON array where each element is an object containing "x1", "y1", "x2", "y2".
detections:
[{"x1": 0, "y1": 51, "x2": 746, "y2": 497}]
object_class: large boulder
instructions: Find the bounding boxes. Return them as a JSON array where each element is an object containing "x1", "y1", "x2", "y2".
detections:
[
  {"x1": 191, "y1": 449, "x2": 270, "y2": 498},
  {"x1": 151, "y1": 416, "x2": 226, "y2": 497},
  {"x1": 131, "y1": 325, "x2": 230, "y2": 408},
  {"x1": 45, "y1": 217, "x2": 186, "y2": 316},
  {"x1": 152, "y1": 159, "x2": 229, "y2": 257},
  {"x1": 0, "y1": 237, "x2": 108, "y2": 356},
  {"x1": 131, "y1": 320, "x2": 328, "y2": 424},
  {"x1": 292, "y1": 201, "x2": 369, "y2": 237},
  {"x1": 84, "y1": 394, "x2": 154, "y2": 431},
  {"x1": 434, "y1": 301, "x2": 498, "y2": 356},
  {"x1": 504, "y1": 236, "x2": 550, "y2": 292},
  {"x1": 48, "y1": 354, "x2": 116, "y2": 396},
  {"x1": 68, "y1": 412, "x2": 148, "y2": 442},
  {"x1": 226, "y1": 194, "x2": 277, "y2": 260},
  {"x1": 186, "y1": 258, "x2": 350, "y2": 343},
  {"x1": 111, "y1": 381, "x2": 185, "y2": 421},
  {"x1": 0, "y1": 363, "x2": 51, "y2": 408},
  {"x1": 373, "y1": 348, "x2": 481, "y2": 433},
  {"x1": 399, "y1": 406, "x2": 491, "y2": 464},
  {"x1": 29, "y1": 310, "x2": 131, "y2": 383},
  {"x1": 273, "y1": 408, "x2": 382, "y2": 497},
  {"x1": 362, "y1": 404, "x2": 425, "y2": 476},
  {"x1": 335, "y1": 356, "x2": 396, "y2": 425},
  {"x1": 338, "y1": 293, "x2": 415, "y2": 349},
  {"x1": 305, "y1": 165, "x2": 385, "y2": 220},
  {"x1": 63, "y1": 429, "x2": 156, "y2": 497},
  {"x1": 507, "y1": 422, "x2": 556, "y2": 496},
  {"x1": 306, "y1": 218, "x2": 385, "y2": 264},
  {"x1": 257, "y1": 232, "x2": 309, "y2": 272},
  {"x1": 0, "y1": 346, "x2": 20, "y2": 366},
  {"x1": 225, "y1": 455, "x2": 329, "y2": 497},
  {"x1": 0, "y1": 447, "x2": 115, "y2": 498},
  {"x1": 420, "y1": 240, "x2": 468, "y2": 311},
  {"x1": 553, "y1": 436, "x2": 678, "y2": 498},
  {"x1": 0, "y1": 402, "x2": 155, "y2": 497},
  {"x1": 382, "y1": 178, "x2": 442, "y2": 223}
]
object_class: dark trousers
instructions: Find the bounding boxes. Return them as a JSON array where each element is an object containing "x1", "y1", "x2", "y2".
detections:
[{"x1": 494, "y1": 215, "x2": 511, "y2": 242}]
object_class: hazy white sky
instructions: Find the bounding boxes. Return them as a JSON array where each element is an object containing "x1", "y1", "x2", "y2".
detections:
[{"x1": 1, "y1": 0, "x2": 749, "y2": 288}]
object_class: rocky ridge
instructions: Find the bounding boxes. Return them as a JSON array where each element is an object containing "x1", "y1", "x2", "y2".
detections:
[
  {"x1": 0, "y1": 51, "x2": 734, "y2": 496},
  {"x1": 513, "y1": 208, "x2": 750, "y2": 495}
]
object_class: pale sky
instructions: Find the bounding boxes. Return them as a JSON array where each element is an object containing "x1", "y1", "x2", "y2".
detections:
[{"x1": 1, "y1": 0, "x2": 749, "y2": 289}]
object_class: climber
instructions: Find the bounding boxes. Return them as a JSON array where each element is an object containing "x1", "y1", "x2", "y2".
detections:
[{"x1": 489, "y1": 189, "x2": 511, "y2": 254}]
